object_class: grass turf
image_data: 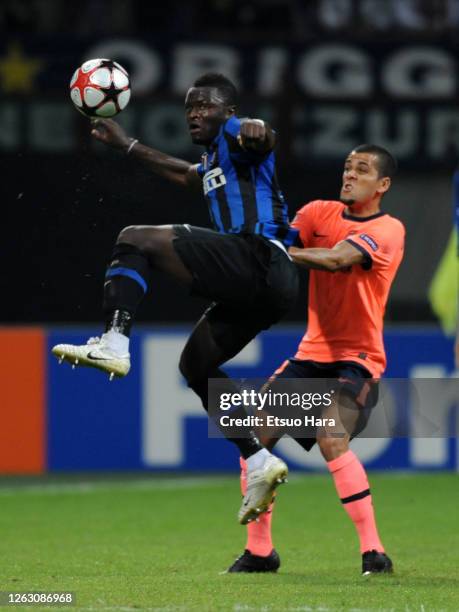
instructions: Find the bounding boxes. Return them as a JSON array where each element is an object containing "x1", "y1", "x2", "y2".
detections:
[{"x1": 0, "y1": 473, "x2": 458, "y2": 611}]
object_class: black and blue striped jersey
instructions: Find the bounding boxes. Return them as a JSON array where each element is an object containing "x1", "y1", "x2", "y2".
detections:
[{"x1": 196, "y1": 116, "x2": 298, "y2": 247}]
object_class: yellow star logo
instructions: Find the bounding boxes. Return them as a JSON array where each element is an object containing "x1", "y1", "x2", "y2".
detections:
[{"x1": 0, "y1": 43, "x2": 43, "y2": 93}]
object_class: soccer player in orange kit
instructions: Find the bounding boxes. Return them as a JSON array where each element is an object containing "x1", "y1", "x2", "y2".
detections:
[{"x1": 228, "y1": 144, "x2": 405, "y2": 576}]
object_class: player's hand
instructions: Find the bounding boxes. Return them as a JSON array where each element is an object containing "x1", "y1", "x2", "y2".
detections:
[
  {"x1": 238, "y1": 119, "x2": 267, "y2": 150},
  {"x1": 90, "y1": 118, "x2": 131, "y2": 151}
]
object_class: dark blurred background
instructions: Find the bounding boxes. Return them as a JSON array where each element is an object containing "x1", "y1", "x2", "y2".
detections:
[{"x1": 2, "y1": 0, "x2": 458, "y2": 325}]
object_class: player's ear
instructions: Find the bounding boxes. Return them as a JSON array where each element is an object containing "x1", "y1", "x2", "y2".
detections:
[{"x1": 378, "y1": 176, "x2": 391, "y2": 194}]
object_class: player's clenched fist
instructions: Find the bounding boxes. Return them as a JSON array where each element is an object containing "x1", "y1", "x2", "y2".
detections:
[
  {"x1": 91, "y1": 118, "x2": 131, "y2": 151},
  {"x1": 238, "y1": 118, "x2": 275, "y2": 153}
]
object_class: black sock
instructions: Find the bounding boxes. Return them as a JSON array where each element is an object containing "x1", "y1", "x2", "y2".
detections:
[
  {"x1": 105, "y1": 309, "x2": 133, "y2": 337},
  {"x1": 103, "y1": 243, "x2": 151, "y2": 334},
  {"x1": 188, "y1": 368, "x2": 263, "y2": 459}
]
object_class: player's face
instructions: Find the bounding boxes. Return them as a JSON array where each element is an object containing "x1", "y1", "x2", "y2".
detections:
[
  {"x1": 185, "y1": 87, "x2": 234, "y2": 145},
  {"x1": 340, "y1": 152, "x2": 389, "y2": 207}
]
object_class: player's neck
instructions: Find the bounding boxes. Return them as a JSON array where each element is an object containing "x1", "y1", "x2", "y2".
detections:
[{"x1": 346, "y1": 200, "x2": 381, "y2": 218}]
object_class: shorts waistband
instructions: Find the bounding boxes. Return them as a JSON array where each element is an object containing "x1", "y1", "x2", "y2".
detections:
[{"x1": 269, "y1": 239, "x2": 292, "y2": 260}]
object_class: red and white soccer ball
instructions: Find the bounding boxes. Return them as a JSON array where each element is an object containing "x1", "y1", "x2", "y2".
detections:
[{"x1": 69, "y1": 58, "x2": 131, "y2": 118}]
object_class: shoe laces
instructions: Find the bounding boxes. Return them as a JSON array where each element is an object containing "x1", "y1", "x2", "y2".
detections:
[{"x1": 87, "y1": 336, "x2": 101, "y2": 345}]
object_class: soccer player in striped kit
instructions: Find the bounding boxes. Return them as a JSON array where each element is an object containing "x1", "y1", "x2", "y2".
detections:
[
  {"x1": 52, "y1": 73, "x2": 298, "y2": 523},
  {"x1": 228, "y1": 145, "x2": 404, "y2": 575}
]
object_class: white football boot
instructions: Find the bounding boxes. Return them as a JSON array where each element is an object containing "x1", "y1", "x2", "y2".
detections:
[
  {"x1": 51, "y1": 334, "x2": 130, "y2": 380},
  {"x1": 238, "y1": 455, "x2": 288, "y2": 525}
]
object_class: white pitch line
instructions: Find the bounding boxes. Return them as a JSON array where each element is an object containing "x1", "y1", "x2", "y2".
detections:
[
  {"x1": 0, "y1": 477, "x2": 232, "y2": 497},
  {"x1": 0, "y1": 474, "x2": 304, "y2": 498}
]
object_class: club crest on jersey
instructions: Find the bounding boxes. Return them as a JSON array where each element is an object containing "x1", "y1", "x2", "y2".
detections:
[
  {"x1": 359, "y1": 233, "x2": 378, "y2": 251},
  {"x1": 203, "y1": 167, "x2": 227, "y2": 195}
]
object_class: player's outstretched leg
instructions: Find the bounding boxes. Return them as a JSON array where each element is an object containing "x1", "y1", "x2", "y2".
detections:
[
  {"x1": 179, "y1": 305, "x2": 288, "y2": 524},
  {"x1": 52, "y1": 225, "x2": 191, "y2": 379}
]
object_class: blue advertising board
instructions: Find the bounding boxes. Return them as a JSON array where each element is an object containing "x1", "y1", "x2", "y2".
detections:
[{"x1": 47, "y1": 327, "x2": 457, "y2": 472}]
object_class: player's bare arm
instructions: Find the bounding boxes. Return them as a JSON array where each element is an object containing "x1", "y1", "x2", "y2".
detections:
[
  {"x1": 289, "y1": 240, "x2": 364, "y2": 272},
  {"x1": 91, "y1": 118, "x2": 201, "y2": 189},
  {"x1": 238, "y1": 119, "x2": 275, "y2": 153}
]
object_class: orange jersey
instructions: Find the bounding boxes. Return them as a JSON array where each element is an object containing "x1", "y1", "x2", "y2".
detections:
[{"x1": 292, "y1": 200, "x2": 405, "y2": 376}]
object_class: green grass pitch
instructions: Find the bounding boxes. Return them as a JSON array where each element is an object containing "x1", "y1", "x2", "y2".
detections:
[{"x1": 0, "y1": 472, "x2": 458, "y2": 611}]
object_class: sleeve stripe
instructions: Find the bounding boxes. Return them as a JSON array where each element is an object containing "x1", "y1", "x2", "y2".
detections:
[{"x1": 346, "y1": 239, "x2": 373, "y2": 270}]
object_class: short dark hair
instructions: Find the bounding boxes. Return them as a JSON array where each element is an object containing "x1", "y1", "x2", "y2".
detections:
[
  {"x1": 352, "y1": 144, "x2": 397, "y2": 179},
  {"x1": 193, "y1": 73, "x2": 238, "y2": 107}
]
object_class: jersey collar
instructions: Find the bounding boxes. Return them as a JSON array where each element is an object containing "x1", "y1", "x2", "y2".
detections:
[
  {"x1": 207, "y1": 116, "x2": 239, "y2": 151},
  {"x1": 342, "y1": 210, "x2": 387, "y2": 222}
]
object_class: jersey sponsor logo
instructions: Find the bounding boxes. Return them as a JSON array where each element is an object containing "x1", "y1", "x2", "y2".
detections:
[
  {"x1": 359, "y1": 233, "x2": 378, "y2": 251},
  {"x1": 203, "y1": 167, "x2": 227, "y2": 195}
]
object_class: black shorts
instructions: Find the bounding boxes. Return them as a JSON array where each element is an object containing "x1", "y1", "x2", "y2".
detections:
[
  {"x1": 268, "y1": 359, "x2": 379, "y2": 450},
  {"x1": 172, "y1": 225, "x2": 298, "y2": 328},
  {"x1": 274, "y1": 359, "x2": 378, "y2": 409}
]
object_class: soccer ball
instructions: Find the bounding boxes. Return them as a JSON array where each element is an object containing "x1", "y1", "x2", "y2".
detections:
[{"x1": 69, "y1": 58, "x2": 131, "y2": 118}]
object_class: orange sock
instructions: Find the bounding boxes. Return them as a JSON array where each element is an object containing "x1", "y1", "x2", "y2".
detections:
[
  {"x1": 240, "y1": 457, "x2": 274, "y2": 557},
  {"x1": 327, "y1": 450, "x2": 384, "y2": 554}
]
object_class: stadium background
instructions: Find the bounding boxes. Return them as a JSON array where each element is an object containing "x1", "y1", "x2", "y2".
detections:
[{"x1": 1, "y1": 0, "x2": 457, "y2": 474}]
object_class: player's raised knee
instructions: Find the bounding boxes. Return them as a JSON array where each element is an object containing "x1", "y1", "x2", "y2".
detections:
[
  {"x1": 117, "y1": 225, "x2": 143, "y2": 245},
  {"x1": 117, "y1": 225, "x2": 166, "y2": 253}
]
